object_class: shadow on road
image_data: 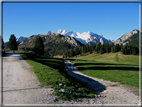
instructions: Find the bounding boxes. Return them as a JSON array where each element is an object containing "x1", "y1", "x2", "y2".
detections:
[
  {"x1": 3, "y1": 53, "x2": 23, "y2": 57},
  {"x1": 68, "y1": 70, "x2": 106, "y2": 94}
]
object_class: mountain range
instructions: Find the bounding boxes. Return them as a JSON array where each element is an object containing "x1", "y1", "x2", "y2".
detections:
[
  {"x1": 57, "y1": 29, "x2": 113, "y2": 45},
  {"x1": 4, "y1": 28, "x2": 140, "y2": 56}
]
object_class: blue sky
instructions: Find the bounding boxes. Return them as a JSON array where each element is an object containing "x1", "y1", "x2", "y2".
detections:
[{"x1": 2, "y1": 2, "x2": 139, "y2": 42}]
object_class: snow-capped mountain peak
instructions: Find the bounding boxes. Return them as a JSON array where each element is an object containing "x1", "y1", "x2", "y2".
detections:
[{"x1": 57, "y1": 29, "x2": 112, "y2": 45}]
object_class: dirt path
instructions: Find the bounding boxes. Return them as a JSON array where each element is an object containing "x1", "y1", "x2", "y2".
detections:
[
  {"x1": 2, "y1": 53, "x2": 55, "y2": 105},
  {"x1": 64, "y1": 59, "x2": 141, "y2": 105}
]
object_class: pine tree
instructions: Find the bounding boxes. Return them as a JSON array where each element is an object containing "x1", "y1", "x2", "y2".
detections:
[
  {"x1": 98, "y1": 43, "x2": 101, "y2": 52},
  {"x1": 89, "y1": 45, "x2": 93, "y2": 54},
  {"x1": 65, "y1": 51, "x2": 68, "y2": 58},
  {"x1": 84, "y1": 46, "x2": 87, "y2": 53},
  {"x1": 93, "y1": 44, "x2": 96, "y2": 52},
  {"x1": 9, "y1": 34, "x2": 17, "y2": 53},
  {"x1": 70, "y1": 48, "x2": 73, "y2": 57},
  {"x1": 108, "y1": 43, "x2": 112, "y2": 52},
  {"x1": 121, "y1": 47, "x2": 125, "y2": 54},
  {"x1": 90, "y1": 47, "x2": 93, "y2": 54},
  {"x1": 111, "y1": 46, "x2": 115, "y2": 53},
  {"x1": 132, "y1": 48, "x2": 136, "y2": 55},
  {"x1": 34, "y1": 36, "x2": 44, "y2": 56},
  {"x1": 132, "y1": 47, "x2": 137, "y2": 55},
  {"x1": 80, "y1": 47, "x2": 82, "y2": 56},
  {"x1": 100, "y1": 47, "x2": 103, "y2": 54},
  {"x1": 96, "y1": 43, "x2": 101, "y2": 53},
  {"x1": 95, "y1": 44, "x2": 98, "y2": 53},
  {"x1": 115, "y1": 44, "x2": 121, "y2": 52}
]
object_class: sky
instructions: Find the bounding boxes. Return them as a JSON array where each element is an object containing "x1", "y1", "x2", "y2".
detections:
[{"x1": 2, "y1": 1, "x2": 140, "y2": 42}]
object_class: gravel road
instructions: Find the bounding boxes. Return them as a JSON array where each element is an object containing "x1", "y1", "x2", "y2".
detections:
[
  {"x1": 2, "y1": 53, "x2": 141, "y2": 106},
  {"x1": 3, "y1": 53, "x2": 55, "y2": 105}
]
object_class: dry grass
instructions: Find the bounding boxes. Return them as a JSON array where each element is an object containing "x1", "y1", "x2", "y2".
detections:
[{"x1": 53, "y1": 55, "x2": 63, "y2": 58}]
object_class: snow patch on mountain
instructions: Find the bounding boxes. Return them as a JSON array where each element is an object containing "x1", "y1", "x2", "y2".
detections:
[{"x1": 57, "y1": 29, "x2": 112, "y2": 45}]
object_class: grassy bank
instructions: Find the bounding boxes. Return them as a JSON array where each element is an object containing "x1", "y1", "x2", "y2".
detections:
[
  {"x1": 70, "y1": 52, "x2": 139, "y2": 88},
  {"x1": 21, "y1": 53, "x2": 96, "y2": 101}
]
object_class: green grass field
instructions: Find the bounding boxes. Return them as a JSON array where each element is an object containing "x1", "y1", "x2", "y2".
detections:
[
  {"x1": 20, "y1": 53, "x2": 96, "y2": 101},
  {"x1": 70, "y1": 52, "x2": 139, "y2": 88}
]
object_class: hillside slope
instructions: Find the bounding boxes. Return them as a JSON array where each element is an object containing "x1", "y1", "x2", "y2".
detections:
[
  {"x1": 123, "y1": 32, "x2": 141, "y2": 46},
  {"x1": 17, "y1": 33, "x2": 83, "y2": 56},
  {"x1": 114, "y1": 28, "x2": 141, "y2": 45}
]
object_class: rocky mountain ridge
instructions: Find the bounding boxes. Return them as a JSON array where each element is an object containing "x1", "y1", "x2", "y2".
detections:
[
  {"x1": 114, "y1": 28, "x2": 141, "y2": 45},
  {"x1": 57, "y1": 29, "x2": 113, "y2": 45}
]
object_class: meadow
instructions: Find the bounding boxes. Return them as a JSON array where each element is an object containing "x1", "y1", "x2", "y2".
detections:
[
  {"x1": 20, "y1": 53, "x2": 96, "y2": 101},
  {"x1": 70, "y1": 52, "x2": 139, "y2": 88}
]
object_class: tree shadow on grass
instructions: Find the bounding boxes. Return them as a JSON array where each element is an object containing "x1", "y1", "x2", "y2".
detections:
[
  {"x1": 35, "y1": 58, "x2": 64, "y2": 70},
  {"x1": 76, "y1": 63, "x2": 139, "y2": 67},
  {"x1": 77, "y1": 66, "x2": 139, "y2": 71},
  {"x1": 71, "y1": 59, "x2": 139, "y2": 71},
  {"x1": 70, "y1": 58, "x2": 139, "y2": 67}
]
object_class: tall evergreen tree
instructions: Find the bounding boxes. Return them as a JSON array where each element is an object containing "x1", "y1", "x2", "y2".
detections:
[
  {"x1": 83, "y1": 46, "x2": 87, "y2": 53},
  {"x1": 132, "y1": 47, "x2": 136, "y2": 55},
  {"x1": 65, "y1": 51, "x2": 68, "y2": 58},
  {"x1": 70, "y1": 48, "x2": 73, "y2": 57},
  {"x1": 111, "y1": 46, "x2": 115, "y2": 53},
  {"x1": 115, "y1": 44, "x2": 121, "y2": 52},
  {"x1": 89, "y1": 45, "x2": 93, "y2": 54},
  {"x1": 121, "y1": 47, "x2": 125, "y2": 54},
  {"x1": 96, "y1": 43, "x2": 101, "y2": 53},
  {"x1": 120, "y1": 43, "x2": 123, "y2": 49},
  {"x1": 9, "y1": 34, "x2": 17, "y2": 53},
  {"x1": 34, "y1": 36, "x2": 44, "y2": 56},
  {"x1": 86, "y1": 45, "x2": 89, "y2": 52},
  {"x1": 108, "y1": 43, "x2": 112, "y2": 52},
  {"x1": 93, "y1": 44, "x2": 96, "y2": 51},
  {"x1": 104, "y1": 43, "x2": 108, "y2": 53},
  {"x1": 95, "y1": 44, "x2": 99, "y2": 53},
  {"x1": 80, "y1": 47, "x2": 82, "y2": 56},
  {"x1": 100, "y1": 47, "x2": 103, "y2": 54}
]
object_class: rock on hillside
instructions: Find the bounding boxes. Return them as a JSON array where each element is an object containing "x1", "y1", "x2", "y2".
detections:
[{"x1": 114, "y1": 28, "x2": 141, "y2": 45}]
